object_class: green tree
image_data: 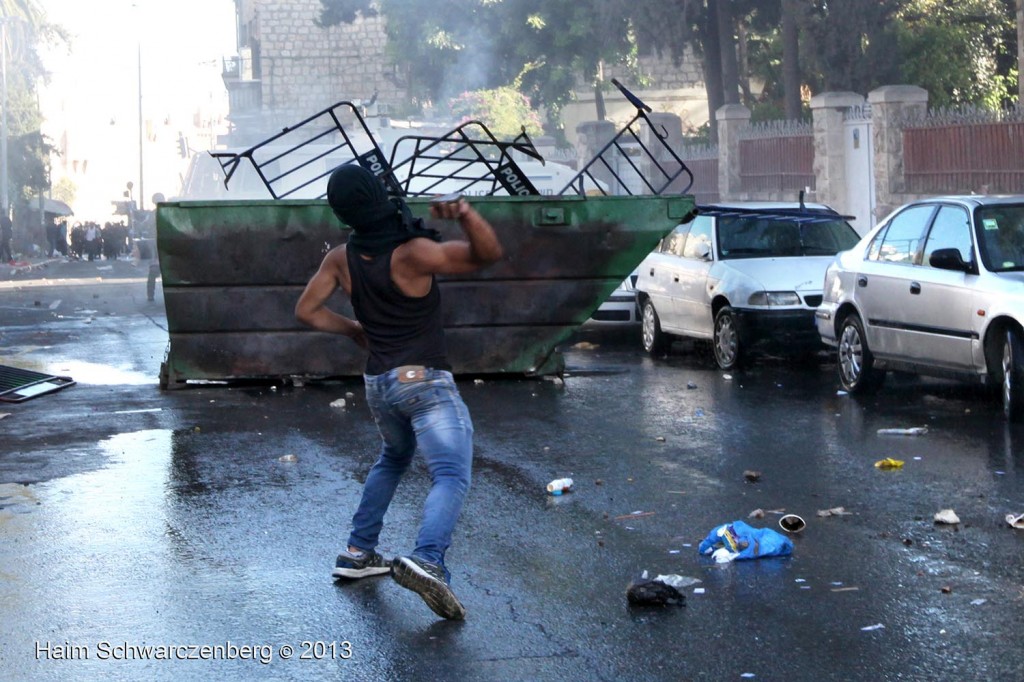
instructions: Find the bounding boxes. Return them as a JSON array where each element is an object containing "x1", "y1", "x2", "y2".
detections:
[
  {"x1": 447, "y1": 86, "x2": 543, "y2": 139},
  {"x1": 893, "y1": 0, "x2": 1016, "y2": 108},
  {"x1": 2, "y1": 1, "x2": 67, "y2": 212},
  {"x1": 51, "y1": 174, "x2": 75, "y2": 206}
]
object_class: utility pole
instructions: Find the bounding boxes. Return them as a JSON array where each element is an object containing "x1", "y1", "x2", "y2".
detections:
[
  {"x1": 138, "y1": 42, "x2": 144, "y2": 213},
  {"x1": 1, "y1": 17, "x2": 9, "y2": 217}
]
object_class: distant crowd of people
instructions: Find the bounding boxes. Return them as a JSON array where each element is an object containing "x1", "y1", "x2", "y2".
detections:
[{"x1": 66, "y1": 221, "x2": 133, "y2": 261}]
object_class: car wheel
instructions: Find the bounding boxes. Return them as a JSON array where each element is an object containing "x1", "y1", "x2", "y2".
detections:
[
  {"x1": 712, "y1": 306, "x2": 742, "y2": 371},
  {"x1": 641, "y1": 299, "x2": 669, "y2": 355},
  {"x1": 837, "y1": 314, "x2": 885, "y2": 394},
  {"x1": 1001, "y1": 327, "x2": 1024, "y2": 422}
]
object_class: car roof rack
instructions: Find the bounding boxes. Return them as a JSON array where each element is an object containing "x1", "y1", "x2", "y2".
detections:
[{"x1": 696, "y1": 204, "x2": 856, "y2": 223}]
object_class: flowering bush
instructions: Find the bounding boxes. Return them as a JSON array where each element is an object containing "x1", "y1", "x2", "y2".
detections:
[{"x1": 447, "y1": 87, "x2": 544, "y2": 139}]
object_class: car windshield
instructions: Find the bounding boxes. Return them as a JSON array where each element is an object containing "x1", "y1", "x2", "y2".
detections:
[
  {"x1": 716, "y1": 214, "x2": 860, "y2": 260},
  {"x1": 976, "y1": 205, "x2": 1024, "y2": 272}
]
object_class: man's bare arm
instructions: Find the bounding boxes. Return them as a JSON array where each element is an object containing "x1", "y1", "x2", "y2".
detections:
[
  {"x1": 295, "y1": 247, "x2": 368, "y2": 348},
  {"x1": 405, "y1": 199, "x2": 504, "y2": 276}
]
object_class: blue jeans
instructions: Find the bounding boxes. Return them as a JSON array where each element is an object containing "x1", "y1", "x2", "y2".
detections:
[{"x1": 348, "y1": 367, "x2": 473, "y2": 571}]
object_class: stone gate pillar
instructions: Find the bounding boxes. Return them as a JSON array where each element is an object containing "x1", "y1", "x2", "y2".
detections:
[
  {"x1": 644, "y1": 112, "x2": 684, "y2": 192},
  {"x1": 574, "y1": 120, "x2": 617, "y2": 193},
  {"x1": 716, "y1": 104, "x2": 750, "y2": 200},
  {"x1": 868, "y1": 85, "x2": 928, "y2": 219},
  {"x1": 810, "y1": 91, "x2": 866, "y2": 216}
]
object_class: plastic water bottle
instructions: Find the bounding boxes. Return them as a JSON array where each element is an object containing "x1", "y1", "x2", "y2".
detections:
[{"x1": 546, "y1": 478, "x2": 574, "y2": 495}]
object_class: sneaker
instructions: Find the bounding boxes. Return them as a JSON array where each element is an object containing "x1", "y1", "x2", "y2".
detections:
[
  {"x1": 391, "y1": 555, "x2": 466, "y2": 620},
  {"x1": 332, "y1": 549, "x2": 391, "y2": 579}
]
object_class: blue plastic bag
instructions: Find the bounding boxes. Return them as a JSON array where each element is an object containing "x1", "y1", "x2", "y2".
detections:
[{"x1": 698, "y1": 520, "x2": 793, "y2": 561}]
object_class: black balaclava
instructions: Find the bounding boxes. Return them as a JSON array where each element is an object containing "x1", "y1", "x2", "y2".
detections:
[{"x1": 326, "y1": 164, "x2": 440, "y2": 256}]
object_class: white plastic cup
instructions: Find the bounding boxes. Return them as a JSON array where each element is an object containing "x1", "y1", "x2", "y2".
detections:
[
  {"x1": 779, "y1": 514, "x2": 806, "y2": 533},
  {"x1": 546, "y1": 478, "x2": 574, "y2": 495}
]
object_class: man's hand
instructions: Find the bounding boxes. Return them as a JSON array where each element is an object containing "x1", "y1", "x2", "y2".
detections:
[{"x1": 429, "y1": 197, "x2": 468, "y2": 221}]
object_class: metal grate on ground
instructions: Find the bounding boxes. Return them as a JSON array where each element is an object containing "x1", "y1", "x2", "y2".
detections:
[{"x1": 0, "y1": 365, "x2": 75, "y2": 403}]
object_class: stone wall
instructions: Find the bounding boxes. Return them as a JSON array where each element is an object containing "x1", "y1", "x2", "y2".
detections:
[
  {"x1": 252, "y1": 0, "x2": 406, "y2": 128},
  {"x1": 603, "y1": 47, "x2": 704, "y2": 91}
]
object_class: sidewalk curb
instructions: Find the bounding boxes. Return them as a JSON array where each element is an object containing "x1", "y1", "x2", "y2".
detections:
[{"x1": 5, "y1": 257, "x2": 64, "y2": 276}]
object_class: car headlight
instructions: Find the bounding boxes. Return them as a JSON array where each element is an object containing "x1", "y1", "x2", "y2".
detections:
[{"x1": 747, "y1": 291, "x2": 802, "y2": 306}]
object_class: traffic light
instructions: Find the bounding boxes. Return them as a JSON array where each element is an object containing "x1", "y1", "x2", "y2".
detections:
[{"x1": 177, "y1": 134, "x2": 188, "y2": 158}]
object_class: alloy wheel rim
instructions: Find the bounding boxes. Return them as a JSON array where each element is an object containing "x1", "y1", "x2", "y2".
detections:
[
  {"x1": 642, "y1": 305, "x2": 655, "y2": 350},
  {"x1": 715, "y1": 315, "x2": 737, "y2": 365},
  {"x1": 1003, "y1": 340, "x2": 1012, "y2": 414},
  {"x1": 839, "y1": 324, "x2": 862, "y2": 385}
]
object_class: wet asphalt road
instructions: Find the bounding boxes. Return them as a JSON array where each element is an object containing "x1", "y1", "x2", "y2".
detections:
[{"x1": 1, "y1": 260, "x2": 1023, "y2": 681}]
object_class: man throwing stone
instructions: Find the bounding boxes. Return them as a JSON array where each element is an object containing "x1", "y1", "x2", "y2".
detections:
[{"x1": 296, "y1": 165, "x2": 503, "y2": 620}]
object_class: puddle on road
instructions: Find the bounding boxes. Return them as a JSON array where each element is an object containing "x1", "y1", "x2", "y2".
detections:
[
  {"x1": 0, "y1": 483, "x2": 39, "y2": 515},
  {"x1": 39, "y1": 430, "x2": 175, "y2": 542},
  {"x1": 43, "y1": 359, "x2": 155, "y2": 385}
]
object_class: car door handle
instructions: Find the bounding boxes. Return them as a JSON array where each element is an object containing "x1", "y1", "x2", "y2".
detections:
[
  {"x1": 857, "y1": 276, "x2": 868, "y2": 288},
  {"x1": 649, "y1": 267, "x2": 655, "y2": 276},
  {"x1": 910, "y1": 282, "x2": 921, "y2": 295},
  {"x1": 673, "y1": 275, "x2": 679, "y2": 282}
]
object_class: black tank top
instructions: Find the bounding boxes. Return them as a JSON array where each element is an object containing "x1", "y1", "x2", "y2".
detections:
[{"x1": 347, "y1": 247, "x2": 450, "y2": 374}]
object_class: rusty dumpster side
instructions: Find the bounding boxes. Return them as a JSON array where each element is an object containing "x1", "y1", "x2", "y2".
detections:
[{"x1": 157, "y1": 193, "x2": 694, "y2": 387}]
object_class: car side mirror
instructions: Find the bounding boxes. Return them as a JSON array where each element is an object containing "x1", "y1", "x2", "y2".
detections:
[{"x1": 929, "y1": 247, "x2": 975, "y2": 274}]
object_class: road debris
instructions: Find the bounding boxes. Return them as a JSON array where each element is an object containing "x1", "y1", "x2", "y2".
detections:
[
  {"x1": 698, "y1": 521, "x2": 793, "y2": 562},
  {"x1": 329, "y1": 398, "x2": 347, "y2": 409},
  {"x1": 831, "y1": 587, "x2": 860, "y2": 593},
  {"x1": 572, "y1": 341, "x2": 599, "y2": 350},
  {"x1": 743, "y1": 470, "x2": 762, "y2": 482},
  {"x1": 546, "y1": 478, "x2": 573, "y2": 495},
  {"x1": 933, "y1": 509, "x2": 960, "y2": 525},
  {"x1": 614, "y1": 511, "x2": 655, "y2": 521},
  {"x1": 686, "y1": 381, "x2": 697, "y2": 389},
  {"x1": 874, "y1": 458, "x2": 905, "y2": 470},
  {"x1": 278, "y1": 454, "x2": 298, "y2": 463},
  {"x1": 748, "y1": 508, "x2": 765, "y2": 519},
  {"x1": 1005, "y1": 513, "x2": 1024, "y2": 529},
  {"x1": 626, "y1": 570, "x2": 698, "y2": 606},
  {"x1": 817, "y1": 507, "x2": 853, "y2": 517},
  {"x1": 779, "y1": 514, "x2": 806, "y2": 533},
  {"x1": 971, "y1": 599, "x2": 987, "y2": 606},
  {"x1": 861, "y1": 624, "x2": 885, "y2": 632},
  {"x1": 877, "y1": 426, "x2": 928, "y2": 436}
]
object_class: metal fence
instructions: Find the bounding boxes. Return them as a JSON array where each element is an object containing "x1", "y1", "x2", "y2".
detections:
[
  {"x1": 680, "y1": 144, "x2": 719, "y2": 204},
  {"x1": 903, "y1": 108, "x2": 1024, "y2": 194},
  {"x1": 738, "y1": 120, "x2": 814, "y2": 195}
]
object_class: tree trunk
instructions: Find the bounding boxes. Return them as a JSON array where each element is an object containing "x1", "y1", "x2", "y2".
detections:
[
  {"x1": 782, "y1": 0, "x2": 802, "y2": 119},
  {"x1": 704, "y1": 0, "x2": 725, "y2": 144},
  {"x1": 717, "y1": 0, "x2": 740, "y2": 105},
  {"x1": 737, "y1": 20, "x2": 752, "y2": 102},
  {"x1": 1018, "y1": 0, "x2": 1023, "y2": 103}
]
